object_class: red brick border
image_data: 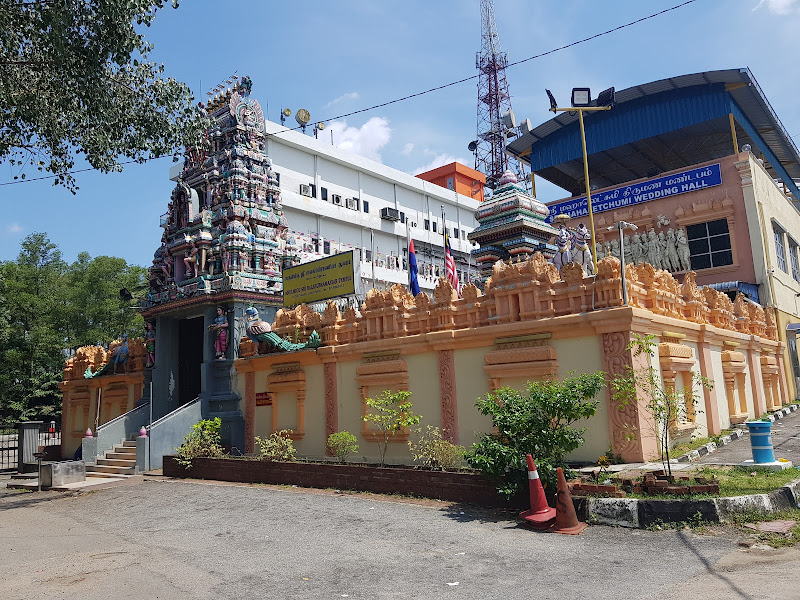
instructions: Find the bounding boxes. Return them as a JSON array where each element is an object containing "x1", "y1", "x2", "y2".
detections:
[{"x1": 163, "y1": 456, "x2": 524, "y2": 508}]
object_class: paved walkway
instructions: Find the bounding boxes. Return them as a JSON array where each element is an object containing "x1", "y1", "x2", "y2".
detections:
[{"x1": 697, "y1": 407, "x2": 800, "y2": 466}]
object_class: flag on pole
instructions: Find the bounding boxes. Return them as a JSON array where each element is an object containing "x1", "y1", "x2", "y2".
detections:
[
  {"x1": 444, "y1": 233, "x2": 462, "y2": 297},
  {"x1": 408, "y1": 239, "x2": 421, "y2": 296}
]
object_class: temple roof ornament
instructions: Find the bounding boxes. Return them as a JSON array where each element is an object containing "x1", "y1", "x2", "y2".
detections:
[{"x1": 143, "y1": 77, "x2": 295, "y2": 311}]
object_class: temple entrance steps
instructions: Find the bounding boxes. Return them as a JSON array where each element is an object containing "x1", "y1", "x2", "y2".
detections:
[{"x1": 86, "y1": 439, "x2": 137, "y2": 479}]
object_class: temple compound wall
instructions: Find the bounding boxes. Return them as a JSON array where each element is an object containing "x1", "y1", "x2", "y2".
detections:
[
  {"x1": 59, "y1": 339, "x2": 147, "y2": 459},
  {"x1": 234, "y1": 254, "x2": 790, "y2": 464}
]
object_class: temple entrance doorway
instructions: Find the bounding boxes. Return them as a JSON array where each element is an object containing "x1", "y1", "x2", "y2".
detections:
[{"x1": 178, "y1": 316, "x2": 204, "y2": 406}]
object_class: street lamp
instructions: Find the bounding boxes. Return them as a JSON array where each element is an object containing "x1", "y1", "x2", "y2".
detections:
[
  {"x1": 545, "y1": 87, "x2": 615, "y2": 275},
  {"x1": 608, "y1": 220, "x2": 638, "y2": 306}
]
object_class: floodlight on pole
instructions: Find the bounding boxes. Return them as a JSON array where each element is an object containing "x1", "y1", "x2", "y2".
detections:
[{"x1": 544, "y1": 87, "x2": 614, "y2": 275}]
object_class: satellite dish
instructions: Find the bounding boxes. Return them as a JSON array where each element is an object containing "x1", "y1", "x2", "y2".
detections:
[
  {"x1": 317, "y1": 121, "x2": 326, "y2": 131},
  {"x1": 295, "y1": 109, "x2": 311, "y2": 126},
  {"x1": 468, "y1": 140, "x2": 478, "y2": 152},
  {"x1": 282, "y1": 108, "x2": 292, "y2": 117}
]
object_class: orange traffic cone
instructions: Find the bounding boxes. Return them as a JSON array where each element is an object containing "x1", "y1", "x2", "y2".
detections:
[
  {"x1": 519, "y1": 454, "x2": 556, "y2": 528},
  {"x1": 549, "y1": 467, "x2": 588, "y2": 535}
]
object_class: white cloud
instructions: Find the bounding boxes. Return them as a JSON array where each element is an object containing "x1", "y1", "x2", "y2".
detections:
[
  {"x1": 411, "y1": 153, "x2": 468, "y2": 175},
  {"x1": 329, "y1": 117, "x2": 391, "y2": 162},
  {"x1": 324, "y1": 92, "x2": 359, "y2": 109},
  {"x1": 753, "y1": 0, "x2": 800, "y2": 13},
  {"x1": 401, "y1": 142, "x2": 415, "y2": 155},
  {"x1": 8, "y1": 223, "x2": 22, "y2": 233}
]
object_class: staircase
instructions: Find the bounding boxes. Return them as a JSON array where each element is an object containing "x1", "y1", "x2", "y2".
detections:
[{"x1": 86, "y1": 439, "x2": 137, "y2": 479}]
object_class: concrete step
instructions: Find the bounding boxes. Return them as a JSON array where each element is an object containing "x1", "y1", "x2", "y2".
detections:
[
  {"x1": 122, "y1": 440, "x2": 138, "y2": 448},
  {"x1": 86, "y1": 471, "x2": 135, "y2": 479},
  {"x1": 97, "y1": 458, "x2": 136, "y2": 468},
  {"x1": 107, "y1": 451, "x2": 135, "y2": 460},
  {"x1": 87, "y1": 464, "x2": 135, "y2": 475}
]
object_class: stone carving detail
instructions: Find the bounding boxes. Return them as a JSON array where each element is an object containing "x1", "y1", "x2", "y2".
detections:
[
  {"x1": 602, "y1": 332, "x2": 638, "y2": 458},
  {"x1": 321, "y1": 301, "x2": 341, "y2": 327},
  {"x1": 438, "y1": 350, "x2": 459, "y2": 444},
  {"x1": 324, "y1": 362, "x2": 338, "y2": 454},
  {"x1": 560, "y1": 262, "x2": 585, "y2": 283},
  {"x1": 433, "y1": 278, "x2": 458, "y2": 305}
]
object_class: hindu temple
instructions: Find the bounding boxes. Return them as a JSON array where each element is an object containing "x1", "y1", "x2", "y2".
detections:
[
  {"x1": 467, "y1": 170, "x2": 557, "y2": 279},
  {"x1": 139, "y1": 76, "x2": 293, "y2": 449}
]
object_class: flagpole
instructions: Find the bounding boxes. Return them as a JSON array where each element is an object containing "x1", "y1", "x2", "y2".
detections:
[
  {"x1": 370, "y1": 229, "x2": 375, "y2": 291},
  {"x1": 441, "y1": 205, "x2": 446, "y2": 278}
]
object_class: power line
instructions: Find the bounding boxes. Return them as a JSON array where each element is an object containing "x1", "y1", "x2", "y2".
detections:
[{"x1": 0, "y1": 0, "x2": 700, "y2": 188}]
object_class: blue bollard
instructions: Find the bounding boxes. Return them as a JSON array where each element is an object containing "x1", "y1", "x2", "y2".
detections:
[{"x1": 745, "y1": 421, "x2": 775, "y2": 464}]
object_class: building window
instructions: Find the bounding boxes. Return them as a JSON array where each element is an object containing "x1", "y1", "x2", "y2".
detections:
[
  {"x1": 461, "y1": 230, "x2": 466, "y2": 240},
  {"x1": 432, "y1": 221, "x2": 437, "y2": 233},
  {"x1": 453, "y1": 228, "x2": 459, "y2": 239},
  {"x1": 774, "y1": 225, "x2": 788, "y2": 273},
  {"x1": 424, "y1": 219, "x2": 430, "y2": 231},
  {"x1": 365, "y1": 249, "x2": 372, "y2": 262},
  {"x1": 686, "y1": 219, "x2": 733, "y2": 270},
  {"x1": 363, "y1": 200, "x2": 369, "y2": 213},
  {"x1": 446, "y1": 177, "x2": 454, "y2": 191},
  {"x1": 400, "y1": 211, "x2": 405, "y2": 224},
  {"x1": 321, "y1": 187, "x2": 328, "y2": 201},
  {"x1": 790, "y1": 239, "x2": 800, "y2": 282},
  {"x1": 323, "y1": 240, "x2": 331, "y2": 254},
  {"x1": 310, "y1": 184, "x2": 317, "y2": 198}
]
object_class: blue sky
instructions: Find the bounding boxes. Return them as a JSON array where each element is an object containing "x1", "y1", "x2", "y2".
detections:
[{"x1": 3, "y1": 0, "x2": 800, "y2": 267}]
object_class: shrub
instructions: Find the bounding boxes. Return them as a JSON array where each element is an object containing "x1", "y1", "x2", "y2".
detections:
[
  {"x1": 174, "y1": 418, "x2": 224, "y2": 468},
  {"x1": 408, "y1": 426, "x2": 465, "y2": 470},
  {"x1": 255, "y1": 430, "x2": 297, "y2": 462},
  {"x1": 465, "y1": 372, "x2": 606, "y2": 498},
  {"x1": 327, "y1": 431, "x2": 359, "y2": 463},
  {"x1": 362, "y1": 390, "x2": 422, "y2": 467}
]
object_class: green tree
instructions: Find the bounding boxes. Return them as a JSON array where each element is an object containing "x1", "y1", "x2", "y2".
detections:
[
  {"x1": 362, "y1": 390, "x2": 422, "y2": 467},
  {"x1": 0, "y1": 233, "x2": 67, "y2": 425},
  {"x1": 610, "y1": 334, "x2": 712, "y2": 476},
  {"x1": 64, "y1": 253, "x2": 146, "y2": 350},
  {"x1": 0, "y1": 0, "x2": 209, "y2": 191},
  {"x1": 465, "y1": 372, "x2": 606, "y2": 499}
]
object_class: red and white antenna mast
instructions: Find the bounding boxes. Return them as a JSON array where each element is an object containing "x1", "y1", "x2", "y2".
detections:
[{"x1": 474, "y1": 0, "x2": 527, "y2": 190}]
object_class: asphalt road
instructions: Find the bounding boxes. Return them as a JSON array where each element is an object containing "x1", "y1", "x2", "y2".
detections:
[{"x1": 1, "y1": 479, "x2": 798, "y2": 600}]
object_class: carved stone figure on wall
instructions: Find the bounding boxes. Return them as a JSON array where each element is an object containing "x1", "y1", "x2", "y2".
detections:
[
  {"x1": 209, "y1": 307, "x2": 229, "y2": 359},
  {"x1": 676, "y1": 228, "x2": 691, "y2": 271},
  {"x1": 609, "y1": 239, "x2": 620, "y2": 260},
  {"x1": 595, "y1": 242, "x2": 605, "y2": 260},
  {"x1": 665, "y1": 228, "x2": 681, "y2": 272},
  {"x1": 183, "y1": 242, "x2": 199, "y2": 278},
  {"x1": 646, "y1": 229, "x2": 660, "y2": 267},
  {"x1": 630, "y1": 232, "x2": 643, "y2": 265}
]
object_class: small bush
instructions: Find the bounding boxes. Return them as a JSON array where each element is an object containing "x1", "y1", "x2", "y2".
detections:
[
  {"x1": 408, "y1": 426, "x2": 465, "y2": 470},
  {"x1": 175, "y1": 418, "x2": 224, "y2": 468},
  {"x1": 327, "y1": 431, "x2": 359, "y2": 463},
  {"x1": 256, "y1": 430, "x2": 297, "y2": 462}
]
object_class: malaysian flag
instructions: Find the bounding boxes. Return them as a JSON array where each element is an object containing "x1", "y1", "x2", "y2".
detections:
[{"x1": 444, "y1": 233, "x2": 462, "y2": 297}]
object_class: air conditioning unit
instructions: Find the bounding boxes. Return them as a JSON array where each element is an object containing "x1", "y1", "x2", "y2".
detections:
[
  {"x1": 299, "y1": 184, "x2": 312, "y2": 197},
  {"x1": 345, "y1": 198, "x2": 357, "y2": 210},
  {"x1": 332, "y1": 194, "x2": 342, "y2": 205},
  {"x1": 380, "y1": 207, "x2": 400, "y2": 221}
]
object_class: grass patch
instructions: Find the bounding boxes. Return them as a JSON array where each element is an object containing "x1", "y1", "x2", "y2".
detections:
[
  {"x1": 729, "y1": 507, "x2": 800, "y2": 548},
  {"x1": 694, "y1": 465, "x2": 799, "y2": 496},
  {"x1": 671, "y1": 428, "x2": 736, "y2": 456}
]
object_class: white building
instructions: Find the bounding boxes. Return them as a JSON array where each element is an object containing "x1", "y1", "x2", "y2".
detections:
[{"x1": 169, "y1": 120, "x2": 480, "y2": 297}]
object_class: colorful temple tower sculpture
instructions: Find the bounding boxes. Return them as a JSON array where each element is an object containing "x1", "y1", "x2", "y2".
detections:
[
  {"x1": 468, "y1": 170, "x2": 557, "y2": 280},
  {"x1": 140, "y1": 76, "x2": 293, "y2": 449}
]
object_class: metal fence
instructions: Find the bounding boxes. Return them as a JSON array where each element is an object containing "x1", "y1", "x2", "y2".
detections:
[{"x1": 0, "y1": 421, "x2": 61, "y2": 473}]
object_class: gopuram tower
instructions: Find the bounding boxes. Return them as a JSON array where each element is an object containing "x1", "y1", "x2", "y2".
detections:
[
  {"x1": 468, "y1": 170, "x2": 557, "y2": 280},
  {"x1": 141, "y1": 76, "x2": 290, "y2": 448}
]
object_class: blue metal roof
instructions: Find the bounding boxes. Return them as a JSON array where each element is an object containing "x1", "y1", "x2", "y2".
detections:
[{"x1": 506, "y1": 68, "x2": 800, "y2": 201}]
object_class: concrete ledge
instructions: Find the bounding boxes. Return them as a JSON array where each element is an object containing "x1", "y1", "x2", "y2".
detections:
[
  {"x1": 41, "y1": 461, "x2": 86, "y2": 488},
  {"x1": 585, "y1": 475, "x2": 800, "y2": 528}
]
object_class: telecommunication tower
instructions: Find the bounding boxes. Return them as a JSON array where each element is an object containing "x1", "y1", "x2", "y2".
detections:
[{"x1": 473, "y1": 0, "x2": 527, "y2": 190}]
